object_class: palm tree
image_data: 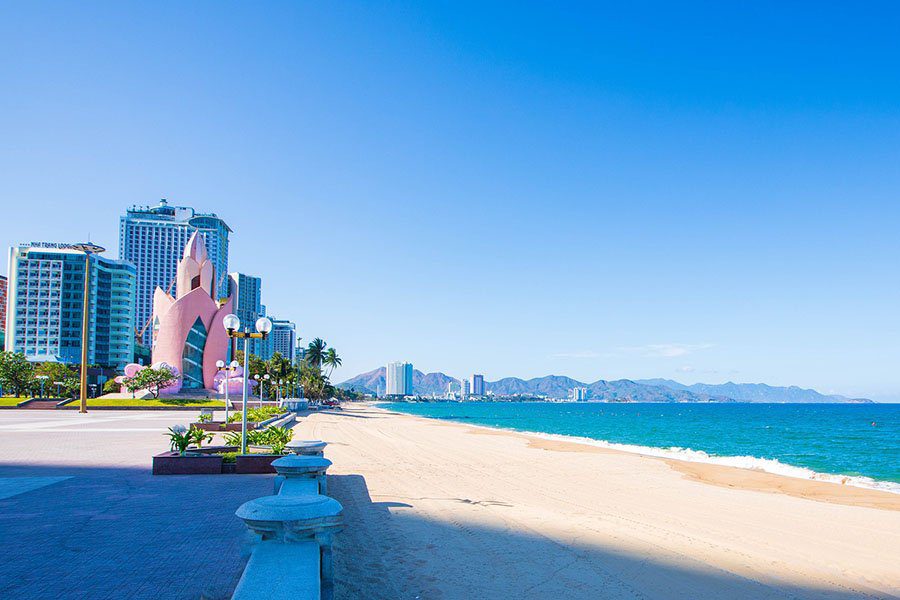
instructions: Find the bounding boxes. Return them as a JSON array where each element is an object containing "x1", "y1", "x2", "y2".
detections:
[
  {"x1": 305, "y1": 338, "x2": 327, "y2": 369},
  {"x1": 323, "y1": 348, "x2": 342, "y2": 377}
]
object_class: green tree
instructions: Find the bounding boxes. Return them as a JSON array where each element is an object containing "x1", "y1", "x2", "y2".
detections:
[
  {"x1": 298, "y1": 362, "x2": 333, "y2": 400},
  {"x1": 234, "y1": 349, "x2": 272, "y2": 395},
  {"x1": 322, "y1": 347, "x2": 342, "y2": 377},
  {"x1": 102, "y1": 379, "x2": 120, "y2": 394},
  {"x1": 0, "y1": 351, "x2": 35, "y2": 397},
  {"x1": 266, "y1": 352, "x2": 295, "y2": 398},
  {"x1": 124, "y1": 365, "x2": 178, "y2": 399},
  {"x1": 34, "y1": 362, "x2": 78, "y2": 397},
  {"x1": 305, "y1": 338, "x2": 327, "y2": 369},
  {"x1": 234, "y1": 350, "x2": 267, "y2": 379}
]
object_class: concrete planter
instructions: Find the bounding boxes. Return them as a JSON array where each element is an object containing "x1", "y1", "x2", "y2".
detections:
[
  {"x1": 152, "y1": 451, "x2": 223, "y2": 475},
  {"x1": 235, "y1": 454, "x2": 283, "y2": 474},
  {"x1": 153, "y1": 446, "x2": 282, "y2": 475}
]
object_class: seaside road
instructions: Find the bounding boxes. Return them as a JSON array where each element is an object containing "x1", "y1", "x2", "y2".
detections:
[
  {"x1": 0, "y1": 409, "x2": 271, "y2": 600},
  {"x1": 297, "y1": 405, "x2": 900, "y2": 600}
]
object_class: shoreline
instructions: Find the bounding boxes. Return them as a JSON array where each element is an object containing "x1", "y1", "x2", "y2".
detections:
[{"x1": 372, "y1": 404, "x2": 900, "y2": 510}]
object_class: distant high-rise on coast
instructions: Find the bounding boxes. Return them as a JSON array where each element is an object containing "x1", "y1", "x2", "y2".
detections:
[
  {"x1": 572, "y1": 386, "x2": 588, "y2": 401},
  {"x1": 119, "y1": 199, "x2": 231, "y2": 346},
  {"x1": 471, "y1": 374, "x2": 485, "y2": 396},
  {"x1": 385, "y1": 361, "x2": 413, "y2": 397},
  {"x1": 5, "y1": 242, "x2": 136, "y2": 369}
]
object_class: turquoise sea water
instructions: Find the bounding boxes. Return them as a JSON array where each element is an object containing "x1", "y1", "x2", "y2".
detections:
[{"x1": 381, "y1": 402, "x2": 900, "y2": 492}]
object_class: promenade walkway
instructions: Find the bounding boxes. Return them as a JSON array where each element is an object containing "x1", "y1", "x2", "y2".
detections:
[{"x1": 0, "y1": 409, "x2": 271, "y2": 600}]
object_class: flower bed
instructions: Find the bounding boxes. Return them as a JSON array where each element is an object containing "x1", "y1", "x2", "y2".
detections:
[{"x1": 153, "y1": 421, "x2": 295, "y2": 475}]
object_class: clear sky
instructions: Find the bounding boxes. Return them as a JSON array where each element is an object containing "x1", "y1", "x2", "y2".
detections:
[{"x1": 1, "y1": 2, "x2": 898, "y2": 400}]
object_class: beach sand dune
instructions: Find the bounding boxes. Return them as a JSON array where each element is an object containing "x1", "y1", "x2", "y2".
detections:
[{"x1": 296, "y1": 405, "x2": 900, "y2": 600}]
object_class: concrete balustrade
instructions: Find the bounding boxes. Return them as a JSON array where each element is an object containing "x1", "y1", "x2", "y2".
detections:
[
  {"x1": 232, "y1": 442, "x2": 342, "y2": 600},
  {"x1": 272, "y1": 454, "x2": 332, "y2": 495},
  {"x1": 285, "y1": 439, "x2": 328, "y2": 457}
]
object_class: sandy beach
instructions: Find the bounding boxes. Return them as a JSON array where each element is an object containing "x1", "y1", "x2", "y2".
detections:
[{"x1": 295, "y1": 404, "x2": 900, "y2": 600}]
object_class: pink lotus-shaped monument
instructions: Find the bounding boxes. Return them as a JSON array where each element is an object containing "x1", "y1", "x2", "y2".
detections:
[{"x1": 150, "y1": 232, "x2": 234, "y2": 394}]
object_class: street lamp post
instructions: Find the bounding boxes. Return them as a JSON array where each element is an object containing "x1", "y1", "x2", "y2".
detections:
[
  {"x1": 223, "y1": 314, "x2": 273, "y2": 455},
  {"x1": 67, "y1": 242, "x2": 105, "y2": 414},
  {"x1": 54, "y1": 381, "x2": 63, "y2": 397},
  {"x1": 216, "y1": 359, "x2": 240, "y2": 424},
  {"x1": 35, "y1": 375, "x2": 48, "y2": 398},
  {"x1": 254, "y1": 373, "x2": 270, "y2": 403}
]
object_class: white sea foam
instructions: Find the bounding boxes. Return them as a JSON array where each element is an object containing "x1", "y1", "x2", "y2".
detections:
[{"x1": 465, "y1": 422, "x2": 900, "y2": 495}]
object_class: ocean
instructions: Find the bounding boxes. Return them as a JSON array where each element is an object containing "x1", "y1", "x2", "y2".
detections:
[{"x1": 380, "y1": 401, "x2": 900, "y2": 493}]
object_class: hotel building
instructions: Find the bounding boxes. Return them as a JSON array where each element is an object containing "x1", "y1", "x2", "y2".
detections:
[
  {"x1": 5, "y1": 242, "x2": 136, "y2": 369},
  {"x1": 269, "y1": 318, "x2": 297, "y2": 362},
  {"x1": 0, "y1": 275, "x2": 6, "y2": 348},
  {"x1": 385, "y1": 361, "x2": 414, "y2": 397},
  {"x1": 119, "y1": 199, "x2": 230, "y2": 346},
  {"x1": 471, "y1": 374, "x2": 485, "y2": 396},
  {"x1": 227, "y1": 272, "x2": 267, "y2": 358}
]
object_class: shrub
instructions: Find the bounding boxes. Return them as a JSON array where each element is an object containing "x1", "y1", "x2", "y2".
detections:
[
  {"x1": 190, "y1": 426, "x2": 213, "y2": 448},
  {"x1": 226, "y1": 405, "x2": 283, "y2": 423},
  {"x1": 264, "y1": 426, "x2": 294, "y2": 454},
  {"x1": 221, "y1": 425, "x2": 293, "y2": 453},
  {"x1": 166, "y1": 425, "x2": 192, "y2": 455}
]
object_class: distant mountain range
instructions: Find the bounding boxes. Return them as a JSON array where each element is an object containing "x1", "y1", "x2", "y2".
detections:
[
  {"x1": 338, "y1": 368, "x2": 873, "y2": 403},
  {"x1": 634, "y1": 379, "x2": 870, "y2": 404}
]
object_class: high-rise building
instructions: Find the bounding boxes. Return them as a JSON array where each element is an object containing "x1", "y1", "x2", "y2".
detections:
[
  {"x1": 385, "y1": 361, "x2": 413, "y2": 396},
  {"x1": 461, "y1": 378, "x2": 471, "y2": 399},
  {"x1": 228, "y1": 272, "x2": 266, "y2": 357},
  {"x1": 119, "y1": 199, "x2": 231, "y2": 346},
  {"x1": 269, "y1": 318, "x2": 296, "y2": 363},
  {"x1": 294, "y1": 341, "x2": 307, "y2": 366},
  {"x1": 572, "y1": 387, "x2": 588, "y2": 401},
  {"x1": 5, "y1": 242, "x2": 136, "y2": 369},
  {"x1": 0, "y1": 275, "x2": 7, "y2": 348},
  {"x1": 471, "y1": 374, "x2": 485, "y2": 396}
]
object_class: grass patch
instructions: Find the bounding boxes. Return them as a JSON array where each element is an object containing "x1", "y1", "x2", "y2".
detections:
[
  {"x1": 0, "y1": 397, "x2": 30, "y2": 406},
  {"x1": 68, "y1": 398, "x2": 227, "y2": 408}
]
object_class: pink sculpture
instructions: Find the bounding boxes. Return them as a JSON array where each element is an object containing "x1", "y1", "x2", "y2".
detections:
[
  {"x1": 149, "y1": 232, "x2": 234, "y2": 394},
  {"x1": 212, "y1": 365, "x2": 257, "y2": 395}
]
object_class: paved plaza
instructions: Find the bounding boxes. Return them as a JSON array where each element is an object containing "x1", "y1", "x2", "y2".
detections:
[{"x1": 0, "y1": 409, "x2": 272, "y2": 600}]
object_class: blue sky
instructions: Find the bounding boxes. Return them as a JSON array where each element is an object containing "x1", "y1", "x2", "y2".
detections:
[{"x1": 1, "y1": 2, "x2": 899, "y2": 399}]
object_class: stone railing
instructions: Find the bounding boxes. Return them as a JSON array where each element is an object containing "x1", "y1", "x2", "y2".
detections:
[{"x1": 232, "y1": 441, "x2": 341, "y2": 600}]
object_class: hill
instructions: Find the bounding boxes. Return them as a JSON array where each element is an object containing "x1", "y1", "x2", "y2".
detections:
[{"x1": 635, "y1": 379, "x2": 873, "y2": 403}]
